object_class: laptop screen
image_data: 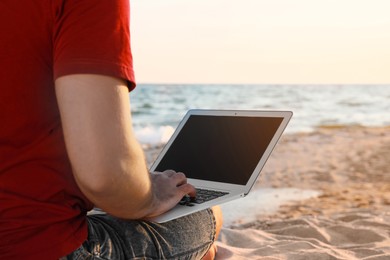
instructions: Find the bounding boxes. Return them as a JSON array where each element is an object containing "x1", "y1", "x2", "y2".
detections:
[{"x1": 155, "y1": 115, "x2": 284, "y2": 185}]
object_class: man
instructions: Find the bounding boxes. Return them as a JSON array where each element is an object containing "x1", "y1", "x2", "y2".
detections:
[{"x1": 0, "y1": 0, "x2": 222, "y2": 259}]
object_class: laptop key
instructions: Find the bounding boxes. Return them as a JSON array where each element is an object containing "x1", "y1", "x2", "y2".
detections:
[
  {"x1": 180, "y1": 195, "x2": 191, "y2": 202},
  {"x1": 193, "y1": 189, "x2": 229, "y2": 205},
  {"x1": 179, "y1": 189, "x2": 228, "y2": 206}
]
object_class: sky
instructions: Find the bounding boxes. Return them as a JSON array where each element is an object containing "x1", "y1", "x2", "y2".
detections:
[{"x1": 131, "y1": 0, "x2": 390, "y2": 84}]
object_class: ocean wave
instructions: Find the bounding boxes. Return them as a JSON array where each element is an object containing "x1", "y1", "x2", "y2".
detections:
[{"x1": 135, "y1": 125, "x2": 175, "y2": 147}]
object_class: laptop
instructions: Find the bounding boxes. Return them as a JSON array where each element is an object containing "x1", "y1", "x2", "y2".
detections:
[{"x1": 149, "y1": 109, "x2": 292, "y2": 223}]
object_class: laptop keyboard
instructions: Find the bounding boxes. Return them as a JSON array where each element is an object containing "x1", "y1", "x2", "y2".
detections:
[{"x1": 179, "y1": 188, "x2": 229, "y2": 207}]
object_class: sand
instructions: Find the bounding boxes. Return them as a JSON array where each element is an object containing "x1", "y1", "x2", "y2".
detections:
[{"x1": 144, "y1": 126, "x2": 390, "y2": 259}]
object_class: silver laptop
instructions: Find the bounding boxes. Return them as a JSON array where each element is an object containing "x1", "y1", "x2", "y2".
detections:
[{"x1": 149, "y1": 109, "x2": 292, "y2": 223}]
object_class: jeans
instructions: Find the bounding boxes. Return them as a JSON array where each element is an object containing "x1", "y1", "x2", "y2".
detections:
[{"x1": 64, "y1": 209, "x2": 216, "y2": 260}]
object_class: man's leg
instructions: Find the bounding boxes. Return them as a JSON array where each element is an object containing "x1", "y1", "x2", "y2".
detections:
[{"x1": 66, "y1": 208, "x2": 221, "y2": 259}]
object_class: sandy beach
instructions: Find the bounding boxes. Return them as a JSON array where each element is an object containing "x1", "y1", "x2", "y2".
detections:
[{"x1": 144, "y1": 126, "x2": 390, "y2": 259}]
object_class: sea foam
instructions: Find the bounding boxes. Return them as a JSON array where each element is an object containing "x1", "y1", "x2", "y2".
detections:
[{"x1": 135, "y1": 125, "x2": 175, "y2": 146}]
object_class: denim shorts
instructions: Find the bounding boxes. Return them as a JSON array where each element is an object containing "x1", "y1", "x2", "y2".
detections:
[{"x1": 64, "y1": 209, "x2": 216, "y2": 260}]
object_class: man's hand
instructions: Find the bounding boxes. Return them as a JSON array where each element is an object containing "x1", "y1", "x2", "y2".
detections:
[{"x1": 145, "y1": 170, "x2": 196, "y2": 218}]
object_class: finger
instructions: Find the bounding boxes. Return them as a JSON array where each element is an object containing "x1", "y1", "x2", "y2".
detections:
[
  {"x1": 163, "y1": 169, "x2": 176, "y2": 177},
  {"x1": 177, "y1": 183, "x2": 197, "y2": 198},
  {"x1": 172, "y1": 172, "x2": 188, "y2": 186},
  {"x1": 173, "y1": 171, "x2": 186, "y2": 180}
]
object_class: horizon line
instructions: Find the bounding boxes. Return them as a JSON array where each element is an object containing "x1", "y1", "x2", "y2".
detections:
[{"x1": 135, "y1": 82, "x2": 390, "y2": 86}]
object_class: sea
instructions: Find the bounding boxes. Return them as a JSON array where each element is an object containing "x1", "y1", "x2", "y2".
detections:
[{"x1": 130, "y1": 84, "x2": 390, "y2": 146}]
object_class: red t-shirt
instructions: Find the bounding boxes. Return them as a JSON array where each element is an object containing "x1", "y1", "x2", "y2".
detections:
[{"x1": 0, "y1": 0, "x2": 136, "y2": 259}]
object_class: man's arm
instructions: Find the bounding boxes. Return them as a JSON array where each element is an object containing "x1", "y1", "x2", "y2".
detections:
[{"x1": 55, "y1": 74, "x2": 195, "y2": 219}]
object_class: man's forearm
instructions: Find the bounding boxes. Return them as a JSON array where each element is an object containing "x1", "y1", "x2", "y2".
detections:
[{"x1": 74, "y1": 140, "x2": 157, "y2": 219}]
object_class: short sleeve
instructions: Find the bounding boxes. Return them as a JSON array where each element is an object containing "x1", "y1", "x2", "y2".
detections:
[{"x1": 53, "y1": 0, "x2": 136, "y2": 90}]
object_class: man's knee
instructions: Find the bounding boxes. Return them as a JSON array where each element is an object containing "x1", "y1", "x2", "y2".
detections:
[
  {"x1": 202, "y1": 207, "x2": 223, "y2": 260},
  {"x1": 211, "y1": 206, "x2": 223, "y2": 239}
]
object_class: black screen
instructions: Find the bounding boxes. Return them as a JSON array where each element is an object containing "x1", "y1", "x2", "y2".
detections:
[{"x1": 155, "y1": 115, "x2": 283, "y2": 185}]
